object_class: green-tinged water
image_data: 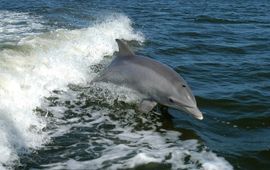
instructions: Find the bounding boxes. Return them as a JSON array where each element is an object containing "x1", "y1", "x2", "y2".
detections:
[{"x1": 0, "y1": 1, "x2": 269, "y2": 170}]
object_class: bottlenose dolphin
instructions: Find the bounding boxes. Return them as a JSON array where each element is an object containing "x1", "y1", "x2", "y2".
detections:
[{"x1": 93, "y1": 39, "x2": 203, "y2": 120}]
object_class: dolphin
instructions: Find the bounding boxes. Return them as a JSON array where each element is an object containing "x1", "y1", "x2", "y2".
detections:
[{"x1": 93, "y1": 39, "x2": 203, "y2": 120}]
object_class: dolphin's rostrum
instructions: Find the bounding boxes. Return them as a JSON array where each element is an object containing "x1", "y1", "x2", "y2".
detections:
[{"x1": 94, "y1": 39, "x2": 203, "y2": 120}]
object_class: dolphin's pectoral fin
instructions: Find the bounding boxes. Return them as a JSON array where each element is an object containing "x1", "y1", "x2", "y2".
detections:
[{"x1": 138, "y1": 99, "x2": 157, "y2": 113}]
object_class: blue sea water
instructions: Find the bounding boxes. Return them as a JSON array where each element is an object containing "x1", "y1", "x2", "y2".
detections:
[{"x1": 0, "y1": 0, "x2": 270, "y2": 169}]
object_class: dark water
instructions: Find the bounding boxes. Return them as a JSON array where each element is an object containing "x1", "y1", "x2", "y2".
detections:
[{"x1": 1, "y1": 0, "x2": 270, "y2": 170}]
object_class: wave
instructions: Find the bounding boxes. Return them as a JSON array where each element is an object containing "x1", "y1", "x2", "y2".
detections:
[
  {"x1": 193, "y1": 15, "x2": 261, "y2": 24},
  {"x1": 0, "y1": 10, "x2": 46, "y2": 45},
  {"x1": 157, "y1": 44, "x2": 246, "y2": 55},
  {"x1": 0, "y1": 12, "x2": 143, "y2": 169}
]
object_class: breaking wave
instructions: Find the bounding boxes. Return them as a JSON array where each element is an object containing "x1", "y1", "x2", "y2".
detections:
[{"x1": 0, "y1": 11, "x2": 143, "y2": 169}]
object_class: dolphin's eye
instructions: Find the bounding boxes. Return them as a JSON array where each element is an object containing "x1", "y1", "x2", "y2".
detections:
[
  {"x1": 169, "y1": 98, "x2": 174, "y2": 103},
  {"x1": 182, "y1": 84, "x2": 186, "y2": 88}
]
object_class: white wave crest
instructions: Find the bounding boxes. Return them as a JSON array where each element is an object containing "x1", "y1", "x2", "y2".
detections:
[{"x1": 0, "y1": 12, "x2": 143, "y2": 169}]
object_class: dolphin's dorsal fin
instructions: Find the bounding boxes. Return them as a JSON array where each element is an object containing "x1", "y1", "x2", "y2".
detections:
[{"x1": 116, "y1": 39, "x2": 134, "y2": 57}]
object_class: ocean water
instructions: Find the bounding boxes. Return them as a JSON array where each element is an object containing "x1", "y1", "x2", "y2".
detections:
[{"x1": 0, "y1": 0, "x2": 269, "y2": 170}]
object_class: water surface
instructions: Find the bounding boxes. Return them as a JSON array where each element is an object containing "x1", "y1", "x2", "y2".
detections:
[{"x1": 0, "y1": 1, "x2": 270, "y2": 170}]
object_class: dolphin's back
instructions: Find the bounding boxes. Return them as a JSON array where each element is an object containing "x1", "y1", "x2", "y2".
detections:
[
  {"x1": 96, "y1": 53, "x2": 187, "y2": 99},
  {"x1": 96, "y1": 39, "x2": 188, "y2": 96}
]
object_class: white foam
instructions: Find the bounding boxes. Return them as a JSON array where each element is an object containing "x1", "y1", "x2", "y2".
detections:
[
  {"x1": 0, "y1": 12, "x2": 143, "y2": 169},
  {"x1": 192, "y1": 151, "x2": 233, "y2": 170},
  {"x1": 39, "y1": 95, "x2": 233, "y2": 170},
  {"x1": 124, "y1": 153, "x2": 162, "y2": 168}
]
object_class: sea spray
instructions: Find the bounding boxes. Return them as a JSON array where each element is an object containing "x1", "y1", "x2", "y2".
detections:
[{"x1": 0, "y1": 11, "x2": 143, "y2": 169}]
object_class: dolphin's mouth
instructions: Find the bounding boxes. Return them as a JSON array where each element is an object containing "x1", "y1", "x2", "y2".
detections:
[{"x1": 184, "y1": 107, "x2": 204, "y2": 120}]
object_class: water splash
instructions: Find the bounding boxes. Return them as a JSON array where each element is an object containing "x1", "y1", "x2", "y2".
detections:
[{"x1": 0, "y1": 12, "x2": 143, "y2": 169}]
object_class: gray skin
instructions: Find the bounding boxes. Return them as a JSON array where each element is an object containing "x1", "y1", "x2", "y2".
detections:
[{"x1": 93, "y1": 39, "x2": 203, "y2": 120}]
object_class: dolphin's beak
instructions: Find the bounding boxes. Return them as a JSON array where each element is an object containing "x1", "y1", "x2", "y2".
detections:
[{"x1": 184, "y1": 107, "x2": 204, "y2": 120}]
